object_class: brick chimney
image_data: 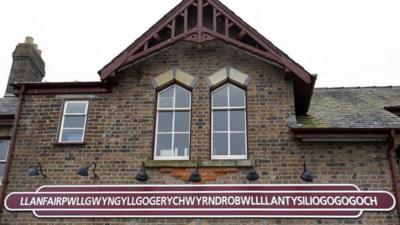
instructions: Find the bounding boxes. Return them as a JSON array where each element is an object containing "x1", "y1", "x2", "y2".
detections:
[{"x1": 4, "y1": 36, "x2": 45, "y2": 96}]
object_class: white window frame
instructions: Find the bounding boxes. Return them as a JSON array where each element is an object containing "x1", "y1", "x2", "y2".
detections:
[
  {"x1": 58, "y1": 100, "x2": 89, "y2": 143},
  {"x1": 154, "y1": 85, "x2": 191, "y2": 160},
  {"x1": 211, "y1": 84, "x2": 247, "y2": 160},
  {"x1": 0, "y1": 139, "x2": 10, "y2": 184}
]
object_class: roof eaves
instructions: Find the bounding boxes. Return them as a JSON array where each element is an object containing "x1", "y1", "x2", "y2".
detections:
[
  {"x1": 11, "y1": 81, "x2": 113, "y2": 96},
  {"x1": 291, "y1": 127, "x2": 400, "y2": 142}
]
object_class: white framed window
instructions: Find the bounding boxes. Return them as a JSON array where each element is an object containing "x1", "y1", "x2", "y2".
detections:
[
  {"x1": 59, "y1": 101, "x2": 89, "y2": 143},
  {"x1": 211, "y1": 83, "x2": 247, "y2": 159},
  {"x1": 154, "y1": 85, "x2": 191, "y2": 160},
  {"x1": 0, "y1": 139, "x2": 10, "y2": 182}
]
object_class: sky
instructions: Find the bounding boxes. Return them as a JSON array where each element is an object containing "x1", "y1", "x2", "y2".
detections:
[{"x1": 1, "y1": 0, "x2": 400, "y2": 95}]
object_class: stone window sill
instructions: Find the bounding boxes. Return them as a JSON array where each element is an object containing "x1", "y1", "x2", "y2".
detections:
[
  {"x1": 145, "y1": 159, "x2": 252, "y2": 168},
  {"x1": 52, "y1": 142, "x2": 87, "y2": 146}
]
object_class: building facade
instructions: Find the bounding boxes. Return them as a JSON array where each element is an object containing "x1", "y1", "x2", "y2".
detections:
[{"x1": 1, "y1": 0, "x2": 400, "y2": 224}]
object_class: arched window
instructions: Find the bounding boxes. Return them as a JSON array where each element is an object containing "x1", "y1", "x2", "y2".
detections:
[
  {"x1": 211, "y1": 83, "x2": 247, "y2": 159},
  {"x1": 154, "y1": 85, "x2": 191, "y2": 160}
]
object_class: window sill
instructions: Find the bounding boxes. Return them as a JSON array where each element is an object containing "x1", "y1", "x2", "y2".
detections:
[
  {"x1": 145, "y1": 159, "x2": 252, "y2": 168},
  {"x1": 52, "y1": 142, "x2": 87, "y2": 146}
]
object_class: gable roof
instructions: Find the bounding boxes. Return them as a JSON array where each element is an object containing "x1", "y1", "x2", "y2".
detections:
[
  {"x1": 294, "y1": 86, "x2": 400, "y2": 129},
  {"x1": 98, "y1": 0, "x2": 315, "y2": 114}
]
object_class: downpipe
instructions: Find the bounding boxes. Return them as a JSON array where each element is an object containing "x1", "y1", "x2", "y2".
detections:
[{"x1": 388, "y1": 129, "x2": 400, "y2": 218}]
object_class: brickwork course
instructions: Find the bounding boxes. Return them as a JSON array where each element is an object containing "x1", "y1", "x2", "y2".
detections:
[{"x1": 1, "y1": 0, "x2": 400, "y2": 224}]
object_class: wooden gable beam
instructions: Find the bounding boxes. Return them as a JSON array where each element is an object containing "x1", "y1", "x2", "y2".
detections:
[
  {"x1": 99, "y1": 0, "x2": 312, "y2": 85},
  {"x1": 99, "y1": 0, "x2": 195, "y2": 79}
]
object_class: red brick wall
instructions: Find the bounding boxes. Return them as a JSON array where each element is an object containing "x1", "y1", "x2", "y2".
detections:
[{"x1": 0, "y1": 41, "x2": 398, "y2": 224}]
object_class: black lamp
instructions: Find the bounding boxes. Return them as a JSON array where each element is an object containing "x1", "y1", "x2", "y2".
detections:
[
  {"x1": 77, "y1": 162, "x2": 98, "y2": 179},
  {"x1": 188, "y1": 161, "x2": 201, "y2": 183},
  {"x1": 28, "y1": 162, "x2": 47, "y2": 178},
  {"x1": 246, "y1": 160, "x2": 260, "y2": 182},
  {"x1": 300, "y1": 161, "x2": 313, "y2": 182},
  {"x1": 135, "y1": 162, "x2": 149, "y2": 182}
]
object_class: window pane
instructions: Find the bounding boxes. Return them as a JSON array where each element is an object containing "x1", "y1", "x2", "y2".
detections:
[
  {"x1": 213, "y1": 110, "x2": 228, "y2": 131},
  {"x1": 230, "y1": 110, "x2": 245, "y2": 131},
  {"x1": 63, "y1": 115, "x2": 86, "y2": 128},
  {"x1": 61, "y1": 129, "x2": 84, "y2": 142},
  {"x1": 157, "y1": 112, "x2": 173, "y2": 132},
  {"x1": 174, "y1": 133, "x2": 189, "y2": 156},
  {"x1": 158, "y1": 86, "x2": 174, "y2": 108},
  {"x1": 175, "y1": 111, "x2": 190, "y2": 132},
  {"x1": 0, "y1": 140, "x2": 9, "y2": 160},
  {"x1": 65, "y1": 102, "x2": 87, "y2": 113},
  {"x1": 230, "y1": 133, "x2": 246, "y2": 155},
  {"x1": 212, "y1": 85, "x2": 228, "y2": 107},
  {"x1": 213, "y1": 133, "x2": 228, "y2": 156},
  {"x1": 159, "y1": 97, "x2": 174, "y2": 108},
  {"x1": 175, "y1": 86, "x2": 190, "y2": 108},
  {"x1": 0, "y1": 163, "x2": 4, "y2": 178},
  {"x1": 229, "y1": 85, "x2": 245, "y2": 107},
  {"x1": 156, "y1": 134, "x2": 172, "y2": 156}
]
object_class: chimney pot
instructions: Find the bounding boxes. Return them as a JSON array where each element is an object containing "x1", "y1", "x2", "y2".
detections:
[{"x1": 25, "y1": 36, "x2": 34, "y2": 44}]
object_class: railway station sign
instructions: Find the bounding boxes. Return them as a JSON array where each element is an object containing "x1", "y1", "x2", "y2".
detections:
[{"x1": 5, "y1": 184, "x2": 395, "y2": 218}]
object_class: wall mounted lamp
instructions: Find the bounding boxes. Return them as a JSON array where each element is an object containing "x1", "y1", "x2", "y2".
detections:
[
  {"x1": 28, "y1": 162, "x2": 47, "y2": 178},
  {"x1": 246, "y1": 160, "x2": 260, "y2": 182},
  {"x1": 135, "y1": 162, "x2": 149, "y2": 182},
  {"x1": 300, "y1": 161, "x2": 313, "y2": 183},
  {"x1": 77, "y1": 162, "x2": 98, "y2": 179},
  {"x1": 188, "y1": 161, "x2": 201, "y2": 183}
]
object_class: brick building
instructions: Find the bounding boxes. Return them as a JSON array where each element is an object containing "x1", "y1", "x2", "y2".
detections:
[{"x1": 1, "y1": 0, "x2": 400, "y2": 224}]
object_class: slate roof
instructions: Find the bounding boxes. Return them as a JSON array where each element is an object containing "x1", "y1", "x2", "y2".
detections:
[
  {"x1": 0, "y1": 97, "x2": 17, "y2": 115},
  {"x1": 295, "y1": 86, "x2": 400, "y2": 128}
]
